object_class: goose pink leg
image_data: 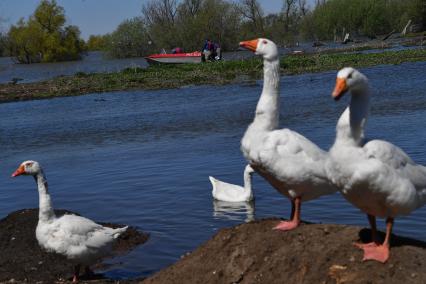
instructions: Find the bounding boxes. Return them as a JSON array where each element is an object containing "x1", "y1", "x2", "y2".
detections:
[
  {"x1": 355, "y1": 216, "x2": 393, "y2": 263},
  {"x1": 274, "y1": 197, "x2": 301, "y2": 231},
  {"x1": 354, "y1": 214, "x2": 378, "y2": 249}
]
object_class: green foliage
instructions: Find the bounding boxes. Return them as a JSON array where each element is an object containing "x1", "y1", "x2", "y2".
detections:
[
  {"x1": 307, "y1": 0, "x2": 425, "y2": 40},
  {"x1": 175, "y1": 0, "x2": 242, "y2": 51},
  {"x1": 0, "y1": 32, "x2": 8, "y2": 56},
  {"x1": 7, "y1": 0, "x2": 83, "y2": 63},
  {"x1": 86, "y1": 35, "x2": 108, "y2": 51},
  {"x1": 139, "y1": 0, "x2": 236, "y2": 52},
  {"x1": 105, "y1": 17, "x2": 154, "y2": 58},
  {"x1": 34, "y1": 0, "x2": 65, "y2": 33},
  {"x1": 127, "y1": 0, "x2": 424, "y2": 56}
]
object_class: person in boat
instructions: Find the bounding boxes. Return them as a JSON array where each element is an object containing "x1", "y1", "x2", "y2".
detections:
[
  {"x1": 202, "y1": 39, "x2": 215, "y2": 61},
  {"x1": 171, "y1": 47, "x2": 183, "y2": 54},
  {"x1": 214, "y1": 42, "x2": 221, "y2": 60}
]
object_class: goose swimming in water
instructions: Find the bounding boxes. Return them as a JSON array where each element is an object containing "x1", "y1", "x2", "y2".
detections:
[{"x1": 210, "y1": 164, "x2": 254, "y2": 202}]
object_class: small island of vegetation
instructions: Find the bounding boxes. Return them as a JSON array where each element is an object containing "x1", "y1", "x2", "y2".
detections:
[
  {"x1": 0, "y1": 0, "x2": 424, "y2": 102},
  {"x1": 0, "y1": 48, "x2": 425, "y2": 102}
]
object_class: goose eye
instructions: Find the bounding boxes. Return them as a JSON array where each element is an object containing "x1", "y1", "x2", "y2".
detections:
[
  {"x1": 263, "y1": 40, "x2": 268, "y2": 44},
  {"x1": 26, "y1": 162, "x2": 33, "y2": 167},
  {"x1": 348, "y1": 73, "x2": 353, "y2": 79}
]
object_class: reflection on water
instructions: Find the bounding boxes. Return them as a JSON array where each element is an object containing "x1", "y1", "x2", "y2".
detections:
[
  {"x1": 0, "y1": 61, "x2": 425, "y2": 279},
  {"x1": 213, "y1": 200, "x2": 255, "y2": 223}
]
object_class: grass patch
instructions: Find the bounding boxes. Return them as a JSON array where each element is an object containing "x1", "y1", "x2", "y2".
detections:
[{"x1": 0, "y1": 48, "x2": 425, "y2": 102}]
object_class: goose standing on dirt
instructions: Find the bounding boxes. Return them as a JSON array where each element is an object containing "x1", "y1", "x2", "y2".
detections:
[
  {"x1": 327, "y1": 67, "x2": 426, "y2": 263},
  {"x1": 240, "y1": 38, "x2": 338, "y2": 231},
  {"x1": 210, "y1": 164, "x2": 255, "y2": 202},
  {"x1": 12, "y1": 160, "x2": 128, "y2": 282}
]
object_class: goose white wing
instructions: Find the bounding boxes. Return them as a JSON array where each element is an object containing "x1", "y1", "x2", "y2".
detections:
[
  {"x1": 256, "y1": 129, "x2": 337, "y2": 200},
  {"x1": 333, "y1": 140, "x2": 426, "y2": 217},
  {"x1": 364, "y1": 140, "x2": 426, "y2": 190},
  {"x1": 37, "y1": 214, "x2": 127, "y2": 263},
  {"x1": 260, "y1": 129, "x2": 327, "y2": 175}
]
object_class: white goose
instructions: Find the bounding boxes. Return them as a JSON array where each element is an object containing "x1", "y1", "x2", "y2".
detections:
[
  {"x1": 327, "y1": 67, "x2": 426, "y2": 263},
  {"x1": 210, "y1": 164, "x2": 254, "y2": 202},
  {"x1": 240, "y1": 38, "x2": 338, "y2": 231},
  {"x1": 12, "y1": 160, "x2": 128, "y2": 282}
]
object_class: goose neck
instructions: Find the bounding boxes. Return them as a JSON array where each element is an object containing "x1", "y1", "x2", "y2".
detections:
[
  {"x1": 243, "y1": 169, "x2": 253, "y2": 191},
  {"x1": 253, "y1": 58, "x2": 280, "y2": 131},
  {"x1": 334, "y1": 87, "x2": 370, "y2": 148},
  {"x1": 35, "y1": 171, "x2": 55, "y2": 222}
]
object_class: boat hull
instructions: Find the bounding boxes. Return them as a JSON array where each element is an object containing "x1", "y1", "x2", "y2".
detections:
[{"x1": 145, "y1": 52, "x2": 202, "y2": 65}]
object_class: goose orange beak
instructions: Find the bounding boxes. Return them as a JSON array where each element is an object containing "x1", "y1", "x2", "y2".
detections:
[
  {"x1": 239, "y1": 39, "x2": 258, "y2": 52},
  {"x1": 12, "y1": 165, "x2": 25, "y2": 177},
  {"x1": 332, "y1": 78, "x2": 348, "y2": 101}
]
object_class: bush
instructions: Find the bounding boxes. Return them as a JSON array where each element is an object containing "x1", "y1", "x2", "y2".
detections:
[
  {"x1": 105, "y1": 17, "x2": 155, "y2": 58},
  {"x1": 7, "y1": 0, "x2": 84, "y2": 63}
]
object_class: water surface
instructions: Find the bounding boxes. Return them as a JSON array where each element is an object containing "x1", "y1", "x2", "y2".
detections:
[
  {"x1": 0, "y1": 61, "x2": 425, "y2": 278},
  {"x1": 1, "y1": 42, "x2": 421, "y2": 84},
  {"x1": 0, "y1": 51, "x2": 149, "y2": 84}
]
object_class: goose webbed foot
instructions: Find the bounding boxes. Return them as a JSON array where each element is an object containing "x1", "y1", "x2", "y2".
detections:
[
  {"x1": 273, "y1": 197, "x2": 301, "y2": 231},
  {"x1": 273, "y1": 219, "x2": 299, "y2": 231},
  {"x1": 357, "y1": 243, "x2": 390, "y2": 263},
  {"x1": 354, "y1": 216, "x2": 393, "y2": 263}
]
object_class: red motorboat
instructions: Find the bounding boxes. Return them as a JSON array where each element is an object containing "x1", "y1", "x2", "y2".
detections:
[{"x1": 145, "y1": 51, "x2": 202, "y2": 65}]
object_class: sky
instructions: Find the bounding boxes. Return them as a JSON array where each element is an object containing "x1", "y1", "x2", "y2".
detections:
[{"x1": 0, "y1": 0, "x2": 311, "y2": 40}]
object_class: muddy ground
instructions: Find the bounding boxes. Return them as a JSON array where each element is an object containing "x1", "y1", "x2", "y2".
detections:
[
  {"x1": 2, "y1": 211, "x2": 425, "y2": 283},
  {"x1": 144, "y1": 218, "x2": 426, "y2": 284},
  {"x1": 0, "y1": 209, "x2": 148, "y2": 283}
]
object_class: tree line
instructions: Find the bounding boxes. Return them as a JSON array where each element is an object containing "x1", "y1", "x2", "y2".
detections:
[
  {"x1": 0, "y1": 0, "x2": 424, "y2": 62},
  {"x1": 0, "y1": 0, "x2": 84, "y2": 63},
  {"x1": 103, "y1": 0, "x2": 424, "y2": 58}
]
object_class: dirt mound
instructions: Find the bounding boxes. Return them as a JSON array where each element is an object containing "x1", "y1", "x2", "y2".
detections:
[
  {"x1": 144, "y1": 218, "x2": 425, "y2": 284},
  {"x1": 0, "y1": 209, "x2": 148, "y2": 283}
]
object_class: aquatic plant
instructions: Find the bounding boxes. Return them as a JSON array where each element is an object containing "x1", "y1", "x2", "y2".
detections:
[{"x1": 0, "y1": 49, "x2": 425, "y2": 102}]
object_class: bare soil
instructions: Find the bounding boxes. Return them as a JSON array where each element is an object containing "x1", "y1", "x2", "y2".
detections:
[
  {"x1": 144, "y1": 218, "x2": 426, "y2": 284},
  {"x1": 0, "y1": 209, "x2": 148, "y2": 283},
  {"x1": 2, "y1": 211, "x2": 425, "y2": 284}
]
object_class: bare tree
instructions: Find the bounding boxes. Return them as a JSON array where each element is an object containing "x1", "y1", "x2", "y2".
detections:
[
  {"x1": 142, "y1": 0, "x2": 178, "y2": 27},
  {"x1": 298, "y1": 0, "x2": 307, "y2": 16},
  {"x1": 179, "y1": 0, "x2": 202, "y2": 17},
  {"x1": 237, "y1": 0, "x2": 264, "y2": 33},
  {"x1": 282, "y1": 0, "x2": 297, "y2": 33}
]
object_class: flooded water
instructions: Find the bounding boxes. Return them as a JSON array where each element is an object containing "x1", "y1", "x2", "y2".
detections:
[
  {"x1": 0, "y1": 61, "x2": 425, "y2": 279},
  {"x1": 2, "y1": 42, "x2": 421, "y2": 84},
  {"x1": 0, "y1": 51, "x2": 149, "y2": 84}
]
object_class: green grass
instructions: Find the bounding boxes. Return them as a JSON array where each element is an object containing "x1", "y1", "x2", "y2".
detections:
[{"x1": 1, "y1": 48, "x2": 425, "y2": 102}]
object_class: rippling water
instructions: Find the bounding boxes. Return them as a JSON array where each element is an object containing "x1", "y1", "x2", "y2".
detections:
[
  {"x1": 2, "y1": 43, "x2": 420, "y2": 84},
  {"x1": 0, "y1": 61, "x2": 425, "y2": 278},
  {"x1": 0, "y1": 52, "x2": 149, "y2": 84}
]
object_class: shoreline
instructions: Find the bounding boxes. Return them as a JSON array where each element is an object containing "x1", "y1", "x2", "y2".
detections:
[
  {"x1": 144, "y1": 218, "x2": 426, "y2": 283},
  {"x1": 2, "y1": 210, "x2": 425, "y2": 283},
  {"x1": 0, "y1": 48, "x2": 425, "y2": 103}
]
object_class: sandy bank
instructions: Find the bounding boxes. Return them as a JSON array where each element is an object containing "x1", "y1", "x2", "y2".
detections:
[{"x1": 144, "y1": 218, "x2": 425, "y2": 284}]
